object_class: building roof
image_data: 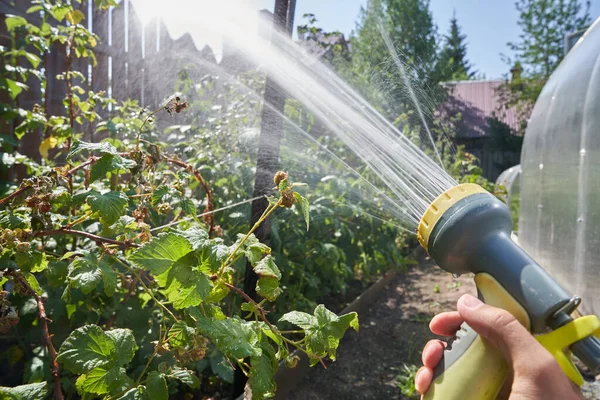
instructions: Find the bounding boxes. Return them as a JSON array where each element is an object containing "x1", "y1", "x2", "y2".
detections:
[{"x1": 441, "y1": 80, "x2": 519, "y2": 138}]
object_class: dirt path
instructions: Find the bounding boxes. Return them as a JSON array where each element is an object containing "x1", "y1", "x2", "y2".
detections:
[{"x1": 283, "y1": 263, "x2": 476, "y2": 400}]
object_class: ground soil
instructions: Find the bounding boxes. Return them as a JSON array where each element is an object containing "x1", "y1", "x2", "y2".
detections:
[
  {"x1": 282, "y1": 261, "x2": 600, "y2": 400},
  {"x1": 283, "y1": 260, "x2": 477, "y2": 400}
]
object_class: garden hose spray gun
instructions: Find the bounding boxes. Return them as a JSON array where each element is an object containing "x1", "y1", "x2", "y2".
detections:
[{"x1": 417, "y1": 183, "x2": 600, "y2": 400}]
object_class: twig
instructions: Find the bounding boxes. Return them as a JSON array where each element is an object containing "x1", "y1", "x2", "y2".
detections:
[
  {"x1": 65, "y1": 156, "x2": 97, "y2": 176},
  {"x1": 149, "y1": 195, "x2": 265, "y2": 232},
  {"x1": 6, "y1": 270, "x2": 64, "y2": 400},
  {"x1": 113, "y1": 257, "x2": 179, "y2": 322},
  {"x1": 165, "y1": 156, "x2": 215, "y2": 236},
  {"x1": 217, "y1": 198, "x2": 282, "y2": 276},
  {"x1": 0, "y1": 186, "x2": 31, "y2": 207},
  {"x1": 136, "y1": 101, "x2": 172, "y2": 150},
  {"x1": 34, "y1": 229, "x2": 139, "y2": 249}
]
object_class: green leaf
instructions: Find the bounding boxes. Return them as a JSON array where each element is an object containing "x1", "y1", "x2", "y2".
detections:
[
  {"x1": 210, "y1": 352, "x2": 234, "y2": 383},
  {"x1": 0, "y1": 382, "x2": 47, "y2": 400},
  {"x1": 253, "y1": 255, "x2": 281, "y2": 280},
  {"x1": 86, "y1": 190, "x2": 129, "y2": 225},
  {"x1": 27, "y1": 5, "x2": 44, "y2": 13},
  {"x1": 302, "y1": 305, "x2": 359, "y2": 362},
  {"x1": 249, "y1": 344, "x2": 277, "y2": 399},
  {"x1": 293, "y1": 192, "x2": 310, "y2": 231},
  {"x1": 151, "y1": 186, "x2": 170, "y2": 206},
  {"x1": 105, "y1": 329, "x2": 137, "y2": 365},
  {"x1": 52, "y1": 5, "x2": 71, "y2": 22},
  {"x1": 116, "y1": 386, "x2": 145, "y2": 400},
  {"x1": 24, "y1": 52, "x2": 41, "y2": 68},
  {"x1": 245, "y1": 242, "x2": 271, "y2": 266},
  {"x1": 68, "y1": 255, "x2": 102, "y2": 294},
  {"x1": 68, "y1": 139, "x2": 119, "y2": 160},
  {"x1": 278, "y1": 311, "x2": 317, "y2": 330},
  {"x1": 57, "y1": 325, "x2": 115, "y2": 374},
  {"x1": 76, "y1": 366, "x2": 125, "y2": 395},
  {"x1": 197, "y1": 317, "x2": 260, "y2": 360},
  {"x1": 168, "y1": 274, "x2": 212, "y2": 309},
  {"x1": 98, "y1": 261, "x2": 117, "y2": 296},
  {"x1": 5, "y1": 16, "x2": 27, "y2": 32},
  {"x1": 23, "y1": 272, "x2": 42, "y2": 295},
  {"x1": 168, "y1": 321, "x2": 195, "y2": 348},
  {"x1": 6, "y1": 79, "x2": 28, "y2": 100},
  {"x1": 179, "y1": 198, "x2": 197, "y2": 220},
  {"x1": 66, "y1": 9, "x2": 85, "y2": 25},
  {"x1": 206, "y1": 280, "x2": 229, "y2": 303},
  {"x1": 335, "y1": 311, "x2": 360, "y2": 333},
  {"x1": 129, "y1": 233, "x2": 193, "y2": 275},
  {"x1": 146, "y1": 371, "x2": 168, "y2": 400},
  {"x1": 256, "y1": 276, "x2": 282, "y2": 301},
  {"x1": 15, "y1": 251, "x2": 47, "y2": 273},
  {"x1": 177, "y1": 227, "x2": 210, "y2": 250},
  {"x1": 90, "y1": 154, "x2": 136, "y2": 183},
  {"x1": 167, "y1": 367, "x2": 200, "y2": 388}
]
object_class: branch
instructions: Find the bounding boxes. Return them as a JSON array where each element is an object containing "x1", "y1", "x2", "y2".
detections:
[
  {"x1": 6, "y1": 270, "x2": 64, "y2": 400},
  {"x1": 0, "y1": 186, "x2": 31, "y2": 207},
  {"x1": 165, "y1": 156, "x2": 215, "y2": 236},
  {"x1": 34, "y1": 229, "x2": 139, "y2": 249},
  {"x1": 65, "y1": 156, "x2": 97, "y2": 177}
]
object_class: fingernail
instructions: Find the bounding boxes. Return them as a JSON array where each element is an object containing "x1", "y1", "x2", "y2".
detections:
[{"x1": 461, "y1": 294, "x2": 483, "y2": 309}]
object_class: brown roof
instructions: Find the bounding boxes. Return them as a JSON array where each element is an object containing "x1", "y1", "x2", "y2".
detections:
[{"x1": 441, "y1": 80, "x2": 519, "y2": 138}]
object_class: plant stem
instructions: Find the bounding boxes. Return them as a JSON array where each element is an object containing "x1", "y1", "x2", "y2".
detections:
[
  {"x1": 136, "y1": 102, "x2": 170, "y2": 150},
  {"x1": 6, "y1": 270, "x2": 64, "y2": 400},
  {"x1": 217, "y1": 198, "x2": 282, "y2": 276},
  {"x1": 34, "y1": 229, "x2": 138, "y2": 249},
  {"x1": 164, "y1": 156, "x2": 215, "y2": 236},
  {"x1": 66, "y1": 156, "x2": 97, "y2": 176},
  {"x1": 65, "y1": 211, "x2": 93, "y2": 229},
  {"x1": 114, "y1": 258, "x2": 179, "y2": 322},
  {"x1": 0, "y1": 186, "x2": 31, "y2": 207}
]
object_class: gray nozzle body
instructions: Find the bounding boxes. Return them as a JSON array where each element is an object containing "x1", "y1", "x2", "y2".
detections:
[{"x1": 428, "y1": 192, "x2": 600, "y2": 374}]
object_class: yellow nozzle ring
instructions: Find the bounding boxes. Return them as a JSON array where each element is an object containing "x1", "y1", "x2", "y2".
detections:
[{"x1": 417, "y1": 183, "x2": 489, "y2": 251}]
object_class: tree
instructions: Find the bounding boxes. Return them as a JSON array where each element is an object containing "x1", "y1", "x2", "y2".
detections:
[
  {"x1": 498, "y1": 0, "x2": 591, "y2": 135},
  {"x1": 437, "y1": 12, "x2": 476, "y2": 81},
  {"x1": 509, "y1": 0, "x2": 591, "y2": 79},
  {"x1": 349, "y1": 0, "x2": 443, "y2": 121}
]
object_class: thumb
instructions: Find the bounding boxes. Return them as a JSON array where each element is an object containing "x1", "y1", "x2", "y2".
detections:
[{"x1": 456, "y1": 293, "x2": 541, "y2": 368}]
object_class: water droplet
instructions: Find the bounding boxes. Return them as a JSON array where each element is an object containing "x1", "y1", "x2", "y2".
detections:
[
  {"x1": 580, "y1": 148, "x2": 586, "y2": 157},
  {"x1": 539, "y1": 163, "x2": 544, "y2": 170},
  {"x1": 452, "y1": 273, "x2": 460, "y2": 279},
  {"x1": 538, "y1": 204, "x2": 544, "y2": 209},
  {"x1": 577, "y1": 217, "x2": 583, "y2": 223}
]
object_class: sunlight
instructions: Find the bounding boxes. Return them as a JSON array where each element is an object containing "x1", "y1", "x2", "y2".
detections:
[{"x1": 129, "y1": 0, "x2": 271, "y2": 59}]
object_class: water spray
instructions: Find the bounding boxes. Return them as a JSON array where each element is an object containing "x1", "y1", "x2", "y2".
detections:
[{"x1": 418, "y1": 183, "x2": 600, "y2": 400}]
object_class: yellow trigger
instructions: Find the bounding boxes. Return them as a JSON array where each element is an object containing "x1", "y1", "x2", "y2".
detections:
[{"x1": 535, "y1": 315, "x2": 600, "y2": 386}]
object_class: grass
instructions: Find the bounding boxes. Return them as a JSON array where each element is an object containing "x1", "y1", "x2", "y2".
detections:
[{"x1": 396, "y1": 363, "x2": 419, "y2": 398}]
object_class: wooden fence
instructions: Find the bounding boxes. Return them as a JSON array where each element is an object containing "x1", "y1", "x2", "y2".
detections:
[{"x1": 0, "y1": 0, "x2": 220, "y2": 165}]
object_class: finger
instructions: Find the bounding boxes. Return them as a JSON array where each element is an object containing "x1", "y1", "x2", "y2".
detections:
[
  {"x1": 422, "y1": 339, "x2": 445, "y2": 368},
  {"x1": 456, "y1": 294, "x2": 543, "y2": 366},
  {"x1": 429, "y1": 311, "x2": 463, "y2": 336},
  {"x1": 415, "y1": 366, "x2": 433, "y2": 395}
]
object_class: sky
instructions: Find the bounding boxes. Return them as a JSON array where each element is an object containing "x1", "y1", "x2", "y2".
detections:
[
  {"x1": 131, "y1": 0, "x2": 600, "y2": 80},
  {"x1": 260, "y1": 0, "x2": 600, "y2": 79}
]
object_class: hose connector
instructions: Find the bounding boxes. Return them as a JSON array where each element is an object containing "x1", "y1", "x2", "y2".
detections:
[{"x1": 417, "y1": 183, "x2": 487, "y2": 252}]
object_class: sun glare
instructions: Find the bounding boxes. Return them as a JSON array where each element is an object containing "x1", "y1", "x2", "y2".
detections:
[{"x1": 127, "y1": 0, "x2": 270, "y2": 60}]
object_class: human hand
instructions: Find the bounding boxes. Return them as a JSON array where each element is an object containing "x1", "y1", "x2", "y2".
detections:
[{"x1": 415, "y1": 293, "x2": 583, "y2": 399}]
